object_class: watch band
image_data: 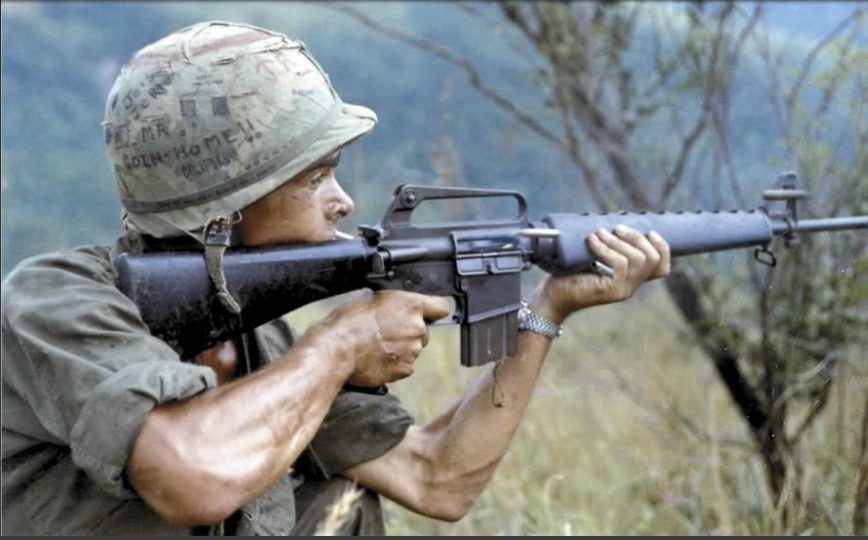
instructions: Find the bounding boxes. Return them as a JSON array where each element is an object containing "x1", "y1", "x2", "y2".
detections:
[{"x1": 517, "y1": 300, "x2": 562, "y2": 339}]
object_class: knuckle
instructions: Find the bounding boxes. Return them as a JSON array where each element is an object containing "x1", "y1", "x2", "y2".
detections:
[
  {"x1": 626, "y1": 230, "x2": 643, "y2": 242},
  {"x1": 413, "y1": 320, "x2": 427, "y2": 335},
  {"x1": 395, "y1": 364, "x2": 414, "y2": 381}
]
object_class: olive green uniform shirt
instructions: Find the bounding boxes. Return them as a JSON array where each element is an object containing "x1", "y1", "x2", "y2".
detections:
[{"x1": 1, "y1": 233, "x2": 413, "y2": 535}]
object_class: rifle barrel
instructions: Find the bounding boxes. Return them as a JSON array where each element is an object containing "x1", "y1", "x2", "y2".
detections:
[{"x1": 772, "y1": 216, "x2": 868, "y2": 234}]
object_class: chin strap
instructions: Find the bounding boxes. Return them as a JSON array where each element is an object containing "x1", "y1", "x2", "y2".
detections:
[{"x1": 204, "y1": 212, "x2": 243, "y2": 314}]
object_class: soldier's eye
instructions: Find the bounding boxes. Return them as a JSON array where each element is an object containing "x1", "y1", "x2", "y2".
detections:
[{"x1": 309, "y1": 172, "x2": 324, "y2": 186}]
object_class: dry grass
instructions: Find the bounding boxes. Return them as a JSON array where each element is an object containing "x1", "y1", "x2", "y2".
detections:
[
  {"x1": 289, "y1": 284, "x2": 867, "y2": 535},
  {"x1": 314, "y1": 484, "x2": 365, "y2": 536}
]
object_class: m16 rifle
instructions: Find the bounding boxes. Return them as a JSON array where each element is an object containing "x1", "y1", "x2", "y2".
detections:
[{"x1": 115, "y1": 172, "x2": 868, "y2": 366}]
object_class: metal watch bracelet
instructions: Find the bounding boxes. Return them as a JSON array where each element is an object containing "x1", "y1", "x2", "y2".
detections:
[{"x1": 517, "y1": 300, "x2": 563, "y2": 339}]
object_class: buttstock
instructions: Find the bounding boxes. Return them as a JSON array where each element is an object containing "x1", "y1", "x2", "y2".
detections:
[{"x1": 114, "y1": 239, "x2": 374, "y2": 359}]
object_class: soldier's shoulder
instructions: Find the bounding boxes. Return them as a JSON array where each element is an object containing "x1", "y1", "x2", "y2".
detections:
[{"x1": 2, "y1": 244, "x2": 115, "y2": 308}]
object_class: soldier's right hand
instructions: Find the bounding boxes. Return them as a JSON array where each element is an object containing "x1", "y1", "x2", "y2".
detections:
[{"x1": 312, "y1": 290, "x2": 452, "y2": 386}]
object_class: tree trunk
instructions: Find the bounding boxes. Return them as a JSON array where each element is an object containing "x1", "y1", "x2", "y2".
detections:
[{"x1": 665, "y1": 267, "x2": 792, "y2": 503}]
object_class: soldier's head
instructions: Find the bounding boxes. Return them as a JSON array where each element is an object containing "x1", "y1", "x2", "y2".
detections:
[{"x1": 103, "y1": 21, "x2": 375, "y2": 245}]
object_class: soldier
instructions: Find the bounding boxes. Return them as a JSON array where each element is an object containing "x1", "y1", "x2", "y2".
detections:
[{"x1": 1, "y1": 22, "x2": 670, "y2": 535}]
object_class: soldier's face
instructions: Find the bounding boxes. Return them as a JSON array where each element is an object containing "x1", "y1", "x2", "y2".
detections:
[{"x1": 238, "y1": 153, "x2": 354, "y2": 245}]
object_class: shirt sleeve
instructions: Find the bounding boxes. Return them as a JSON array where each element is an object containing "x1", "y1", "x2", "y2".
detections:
[
  {"x1": 1, "y1": 248, "x2": 218, "y2": 499},
  {"x1": 305, "y1": 385, "x2": 414, "y2": 477}
]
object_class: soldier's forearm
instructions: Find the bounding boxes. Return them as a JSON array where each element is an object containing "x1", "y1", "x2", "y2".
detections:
[
  {"x1": 126, "y1": 334, "x2": 353, "y2": 525},
  {"x1": 346, "y1": 326, "x2": 552, "y2": 521}
]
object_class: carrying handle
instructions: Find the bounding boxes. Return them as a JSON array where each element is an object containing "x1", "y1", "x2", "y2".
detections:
[{"x1": 360, "y1": 184, "x2": 529, "y2": 241}]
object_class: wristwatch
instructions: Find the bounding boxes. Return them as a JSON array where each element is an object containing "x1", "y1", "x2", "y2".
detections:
[{"x1": 517, "y1": 300, "x2": 562, "y2": 339}]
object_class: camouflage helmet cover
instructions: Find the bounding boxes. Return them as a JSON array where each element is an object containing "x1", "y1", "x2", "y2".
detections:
[{"x1": 103, "y1": 21, "x2": 376, "y2": 239}]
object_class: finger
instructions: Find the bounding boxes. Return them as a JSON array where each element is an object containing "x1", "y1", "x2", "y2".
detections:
[
  {"x1": 613, "y1": 225, "x2": 661, "y2": 269},
  {"x1": 646, "y1": 231, "x2": 671, "y2": 279},
  {"x1": 596, "y1": 229, "x2": 646, "y2": 268},
  {"x1": 420, "y1": 295, "x2": 452, "y2": 322},
  {"x1": 588, "y1": 232, "x2": 629, "y2": 272}
]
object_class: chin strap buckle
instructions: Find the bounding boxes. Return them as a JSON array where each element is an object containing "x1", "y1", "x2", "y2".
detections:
[{"x1": 204, "y1": 212, "x2": 243, "y2": 314}]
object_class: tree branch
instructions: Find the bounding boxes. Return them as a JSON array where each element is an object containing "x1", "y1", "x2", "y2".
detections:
[
  {"x1": 786, "y1": 7, "x2": 864, "y2": 120},
  {"x1": 325, "y1": 2, "x2": 566, "y2": 152}
]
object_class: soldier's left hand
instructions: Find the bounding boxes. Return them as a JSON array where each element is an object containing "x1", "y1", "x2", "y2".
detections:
[{"x1": 535, "y1": 225, "x2": 670, "y2": 322}]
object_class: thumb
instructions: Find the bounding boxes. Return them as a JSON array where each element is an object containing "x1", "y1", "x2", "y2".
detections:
[{"x1": 420, "y1": 295, "x2": 452, "y2": 323}]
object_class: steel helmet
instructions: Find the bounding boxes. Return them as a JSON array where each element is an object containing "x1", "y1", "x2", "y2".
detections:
[{"x1": 103, "y1": 21, "x2": 377, "y2": 240}]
